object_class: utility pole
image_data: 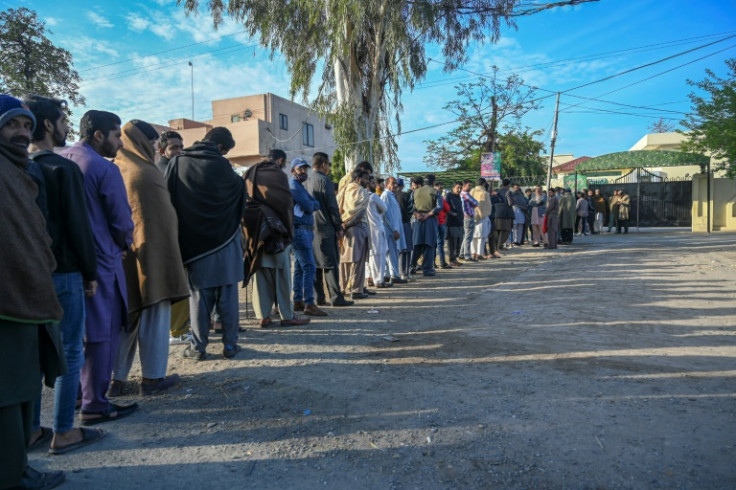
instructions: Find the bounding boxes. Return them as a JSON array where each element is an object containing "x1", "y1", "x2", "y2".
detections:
[
  {"x1": 546, "y1": 92, "x2": 561, "y2": 190},
  {"x1": 189, "y1": 61, "x2": 194, "y2": 120}
]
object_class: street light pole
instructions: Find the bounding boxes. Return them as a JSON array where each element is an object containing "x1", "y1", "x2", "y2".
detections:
[
  {"x1": 189, "y1": 61, "x2": 194, "y2": 120},
  {"x1": 546, "y1": 92, "x2": 561, "y2": 190}
]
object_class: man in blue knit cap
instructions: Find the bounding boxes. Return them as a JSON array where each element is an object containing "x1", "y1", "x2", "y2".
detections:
[{"x1": 0, "y1": 94, "x2": 66, "y2": 489}]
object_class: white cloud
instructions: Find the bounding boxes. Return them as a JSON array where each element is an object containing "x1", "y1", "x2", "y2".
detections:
[
  {"x1": 127, "y1": 13, "x2": 151, "y2": 32},
  {"x1": 45, "y1": 17, "x2": 59, "y2": 26},
  {"x1": 62, "y1": 36, "x2": 119, "y2": 66},
  {"x1": 71, "y1": 49, "x2": 291, "y2": 133},
  {"x1": 86, "y1": 12, "x2": 114, "y2": 28}
]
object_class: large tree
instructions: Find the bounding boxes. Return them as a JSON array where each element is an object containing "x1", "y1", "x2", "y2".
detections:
[
  {"x1": 680, "y1": 58, "x2": 736, "y2": 177},
  {"x1": 0, "y1": 7, "x2": 84, "y2": 106},
  {"x1": 179, "y1": 0, "x2": 596, "y2": 173},
  {"x1": 423, "y1": 72, "x2": 542, "y2": 170},
  {"x1": 433, "y1": 126, "x2": 545, "y2": 177}
]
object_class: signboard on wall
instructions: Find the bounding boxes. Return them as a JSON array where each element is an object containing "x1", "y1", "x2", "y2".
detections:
[{"x1": 480, "y1": 152, "x2": 501, "y2": 180}]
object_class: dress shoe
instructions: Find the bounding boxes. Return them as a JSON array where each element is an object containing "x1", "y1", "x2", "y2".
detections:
[
  {"x1": 351, "y1": 292, "x2": 368, "y2": 299},
  {"x1": 304, "y1": 304, "x2": 328, "y2": 316},
  {"x1": 259, "y1": 317, "x2": 273, "y2": 328},
  {"x1": 141, "y1": 374, "x2": 180, "y2": 396},
  {"x1": 363, "y1": 289, "x2": 377, "y2": 296},
  {"x1": 316, "y1": 299, "x2": 328, "y2": 306},
  {"x1": 390, "y1": 277, "x2": 408, "y2": 284},
  {"x1": 107, "y1": 380, "x2": 126, "y2": 398},
  {"x1": 13, "y1": 465, "x2": 65, "y2": 490},
  {"x1": 222, "y1": 344, "x2": 242, "y2": 359},
  {"x1": 366, "y1": 279, "x2": 375, "y2": 287},
  {"x1": 331, "y1": 298, "x2": 354, "y2": 306},
  {"x1": 280, "y1": 315, "x2": 311, "y2": 326},
  {"x1": 375, "y1": 282, "x2": 393, "y2": 288},
  {"x1": 293, "y1": 301, "x2": 306, "y2": 312},
  {"x1": 304, "y1": 305, "x2": 327, "y2": 316}
]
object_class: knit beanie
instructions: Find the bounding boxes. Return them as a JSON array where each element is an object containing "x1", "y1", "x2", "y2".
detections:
[{"x1": 0, "y1": 94, "x2": 37, "y2": 132}]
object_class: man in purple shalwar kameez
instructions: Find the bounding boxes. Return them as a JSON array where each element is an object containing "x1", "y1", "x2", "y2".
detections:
[{"x1": 60, "y1": 110, "x2": 138, "y2": 424}]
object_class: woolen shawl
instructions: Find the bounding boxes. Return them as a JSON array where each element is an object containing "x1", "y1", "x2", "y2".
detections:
[
  {"x1": 165, "y1": 141, "x2": 246, "y2": 263},
  {"x1": 242, "y1": 160, "x2": 294, "y2": 281},
  {"x1": 116, "y1": 122, "x2": 190, "y2": 313},
  {"x1": 0, "y1": 143, "x2": 62, "y2": 323}
]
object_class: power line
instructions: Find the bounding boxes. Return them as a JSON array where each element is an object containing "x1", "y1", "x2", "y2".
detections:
[
  {"x1": 78, "y1": 43, "x2": 254, "y2": 87},
  {"x1": 78, "y1": 31, "x2": 245, "y2": 73},
  {"x1": 563, "y1": 109, "x2": 681, "y2": 120},
  {"x1": 560, "y1": 94, "x2": 689, "y2": 115},
  {"x1": 561, "y1": 34, "x2": 736, "y2": 93},
  {"x1": 422, "y1": 30, "x2": 736, "y2": 92},
  {"x1": 560, "y1": 43, "x2": 736, "y2": 113}
]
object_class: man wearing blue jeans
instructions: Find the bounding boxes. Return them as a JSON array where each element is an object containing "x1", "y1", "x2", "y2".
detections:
[
  {"x1": 26, "y1": 95, "x2": 105, "y2": 454},
  {"x1": 289, "y1": 158, "x2": 326, "y2": 316}
]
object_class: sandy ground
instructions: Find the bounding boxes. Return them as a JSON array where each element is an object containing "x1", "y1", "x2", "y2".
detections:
[{"x1": 30, "y1": 230, "x2": 736, "y2": 489}]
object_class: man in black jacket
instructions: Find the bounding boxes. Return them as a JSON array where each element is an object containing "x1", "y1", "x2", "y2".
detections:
[
  {"x1": 307, "y1": 152, "x2": 353, "y2": 307},
  {"x1": 25, "y1": 94, "x2": 104, "y2": 455},
  {"x1": 445, "y1": 181, "x2": 464, "y2": 266}
]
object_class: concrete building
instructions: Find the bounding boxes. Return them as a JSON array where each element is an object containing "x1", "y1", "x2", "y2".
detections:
[{"x1": 165, "y1": 93, "x2": 336, "y2": 168}]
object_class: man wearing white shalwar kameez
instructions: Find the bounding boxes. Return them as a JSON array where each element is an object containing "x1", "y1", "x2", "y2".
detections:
[
  {"x1": 365, "y1": 189, "x2": 389, "y2": 287},
  {"x1": 381, "y1": 177, "x2": 406, "y2": 284}
]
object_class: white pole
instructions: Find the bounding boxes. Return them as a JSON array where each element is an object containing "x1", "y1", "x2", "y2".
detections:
[{"x1": 546, "y1": 92, "x2": 561, "y2": 190}]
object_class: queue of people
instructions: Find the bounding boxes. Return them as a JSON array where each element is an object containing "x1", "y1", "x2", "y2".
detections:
[{"x1": 0, "y1": 91, "x2": 633, "y2": 489}]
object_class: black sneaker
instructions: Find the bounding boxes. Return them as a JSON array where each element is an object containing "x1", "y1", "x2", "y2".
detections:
[
  {"x1": 223, "y1": 344, "x2": 242, "y2": 359},
  {"x1": 181, "y1": 345, "x2": 206, "y2": 361},
  {"x1": 15, "y1": 466, "x2": 65, "y2": 490}
]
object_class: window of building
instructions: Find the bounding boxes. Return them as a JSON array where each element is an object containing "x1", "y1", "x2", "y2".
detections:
[
  {"x1": 279, "y1": 113, "x2": 288, "y2": 130},
  {"x1": 231, "y1": 114, "x2": 242, "y2": 123},
  {"x1": 302, "y1": 123, "x2": 314, "y2": 147}
]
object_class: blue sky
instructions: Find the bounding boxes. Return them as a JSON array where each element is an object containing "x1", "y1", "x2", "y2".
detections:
[{"x1": 6, "y1": 0, "x2": 736, "y2": 172}]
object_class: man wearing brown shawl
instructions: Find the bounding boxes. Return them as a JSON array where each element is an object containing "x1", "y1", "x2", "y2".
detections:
[
  {"x1": 0, "y1": 94, "x2": 66, "y2": 489},
  {"x1": 112, "y1": 120, "x2": 190, "y2": 394},
  {"x1": 617, "y1": 189, "x2": 631, "y2": 234},
  {"x1": 243, "y1": 149, "x2": 310, "y2": 327},
  {"x1": 337, "y1": 168, "x2": 371, "y2": 299}
]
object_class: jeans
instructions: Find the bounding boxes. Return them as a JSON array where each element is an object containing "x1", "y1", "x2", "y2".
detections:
[
  {"x1": 33, "y1": 272, "x2": 85, "y2": 433},
  {"x1": 436, "y1": 223, "x2": 448, "y2": 266},
  {"x1": 461, "y1": 217, "x2": 475, "y2": 259},
  {"x1": 292, "y1": 228, "x2": 316, "y2": 305}
]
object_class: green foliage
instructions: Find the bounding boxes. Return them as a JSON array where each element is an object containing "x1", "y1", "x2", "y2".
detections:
[
  {"x1": 0, "y1": 8, "x2": 84, "y2": 106},
  {"x1": 179, "y1": 0, "x2": 594, "y2": 174},
  {"x1": 496, "y1": 128, "x2": 546, "y2": 177},
  {"x1": 680, "y1": 58, "x2": 736, "y2": 177},
  {"x1": 329, "y1": 148, "x2": 347, "y2": 183},
  {"x1": 423, "y1": 73, "x2": 542, "y2": 170}
]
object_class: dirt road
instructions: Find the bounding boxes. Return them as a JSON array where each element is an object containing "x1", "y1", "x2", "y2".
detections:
[{"x1": 31, "y1": 231, "x2": 736, "y2": 489}]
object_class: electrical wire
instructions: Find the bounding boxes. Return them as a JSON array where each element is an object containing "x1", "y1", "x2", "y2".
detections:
[
  {"x1": 560, "y1": 34, "x2": 736, "y2": 93},
  {"x1": 560, "y1": 43, "x2": 736, "y2": 113}
]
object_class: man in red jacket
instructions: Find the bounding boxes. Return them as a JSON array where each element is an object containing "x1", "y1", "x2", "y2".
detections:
[{"x1": 434, "y1": 181, "x2": 452, "y2": 269}]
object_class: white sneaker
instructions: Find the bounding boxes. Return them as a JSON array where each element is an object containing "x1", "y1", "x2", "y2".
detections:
[{"x1": 169, "y1": 332, "x2": 192, "y2": 345}]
